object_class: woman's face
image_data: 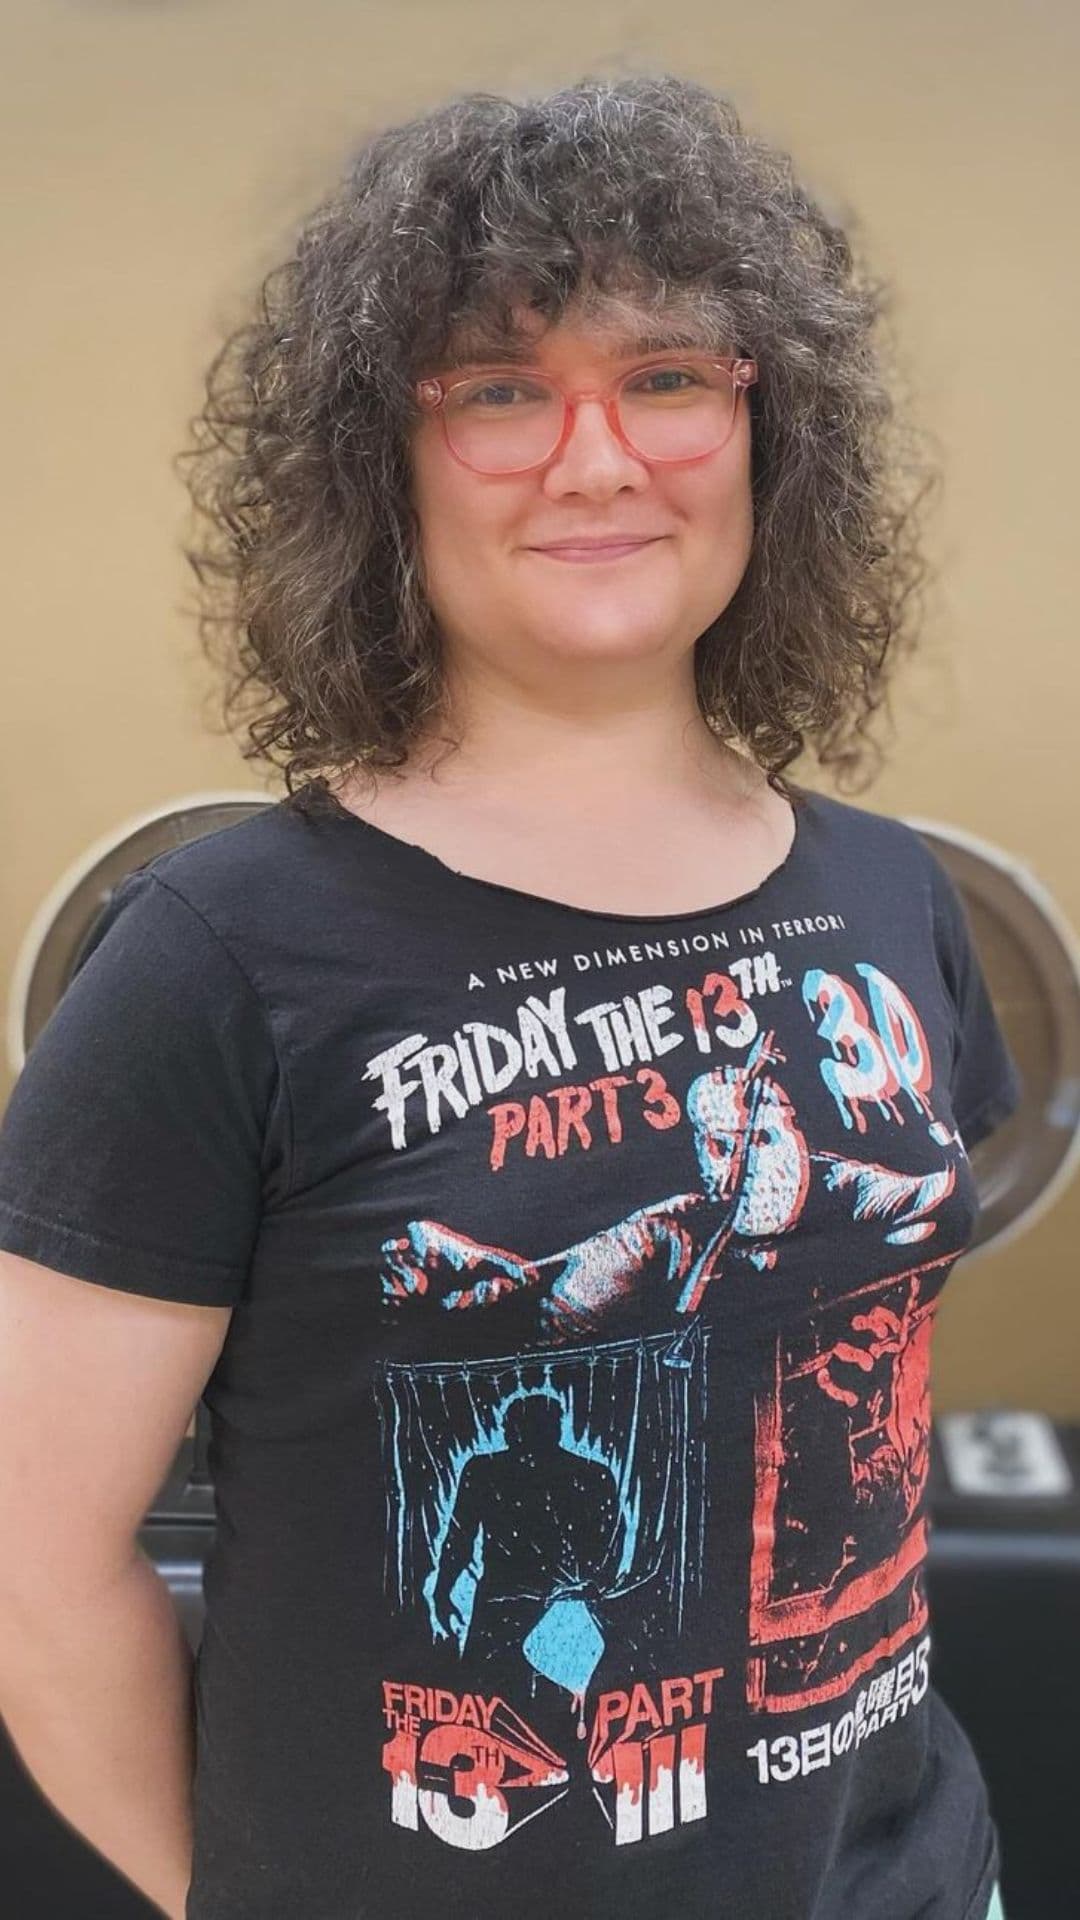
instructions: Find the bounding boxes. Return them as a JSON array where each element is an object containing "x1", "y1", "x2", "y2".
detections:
[{"x1": 407, "y1": 308, "x2": 755, "y2": 700}]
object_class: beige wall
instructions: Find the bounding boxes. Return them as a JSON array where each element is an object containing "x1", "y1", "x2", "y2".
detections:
[{"x1": 4, "y1": 1, "x2": 1077, "y2": 1410}]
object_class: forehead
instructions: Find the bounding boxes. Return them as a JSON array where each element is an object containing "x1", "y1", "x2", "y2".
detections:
[{"x1": 438, "y1": 301, "x2": 722, "y2": 371}]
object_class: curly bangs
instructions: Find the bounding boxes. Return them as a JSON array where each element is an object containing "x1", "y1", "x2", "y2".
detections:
[{"x1": 175, "y1": 71, "x2": 938, "y2": 814}]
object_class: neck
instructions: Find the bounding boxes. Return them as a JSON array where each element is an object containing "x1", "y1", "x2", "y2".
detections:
[{"x1": 386, "y1": 686, "x2": 758, "y2": 819}]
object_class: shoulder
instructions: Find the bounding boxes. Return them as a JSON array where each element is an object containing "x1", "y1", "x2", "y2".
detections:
[
  {"x1": 790, "y1": 782, "x2": 937, "y2": 875},
  {"x1": 118, "y1": 799, "x2": 320, "y2": 929}
]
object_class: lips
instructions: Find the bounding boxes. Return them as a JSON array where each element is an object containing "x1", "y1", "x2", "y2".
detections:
[{"x1": 530, "y1": 537, "x2": 661, "y2": 561}]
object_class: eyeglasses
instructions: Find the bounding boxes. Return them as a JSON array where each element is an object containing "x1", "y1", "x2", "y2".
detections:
[{"x1": 414, "y1": 354, "x2": 758, "y2": 475}]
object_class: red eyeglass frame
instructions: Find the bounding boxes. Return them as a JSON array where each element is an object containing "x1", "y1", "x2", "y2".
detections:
[{"x1": 413, "y1": 355, "x2": 759, "y2": 474}]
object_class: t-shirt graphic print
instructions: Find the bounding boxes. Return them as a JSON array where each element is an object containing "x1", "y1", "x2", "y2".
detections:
[
  {"x1": 370, "y1": 909, "x2": 969, "y2": 1857},
  {"x1": 0, "y1": 783, "x2": 1023, "y2": 1920}
]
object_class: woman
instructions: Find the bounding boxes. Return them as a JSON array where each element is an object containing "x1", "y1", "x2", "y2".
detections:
[{"x1": 0, "y1": 74, "x2": 1019, "y2": 1919}]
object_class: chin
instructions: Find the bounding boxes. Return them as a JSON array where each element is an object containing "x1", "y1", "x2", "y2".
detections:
[
  {"x1": 533, "y1": 618, "x2": 675, "y2": 658},
  {"x1": 536, "y1": 593, "x2": 680, "y2": 641}
]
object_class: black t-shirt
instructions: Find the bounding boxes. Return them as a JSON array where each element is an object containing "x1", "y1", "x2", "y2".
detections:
[{"x1": 0, "y1": 782, "x2": 1023, "y2": 1920}]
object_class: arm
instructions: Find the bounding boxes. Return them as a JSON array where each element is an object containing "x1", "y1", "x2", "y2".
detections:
[
  {"x1": 0, "y1": 1549, "x2": 195, "y2": 1920},
  {"x1": 0, "y1": 1248, "x2": 235, "y2": 1919}
]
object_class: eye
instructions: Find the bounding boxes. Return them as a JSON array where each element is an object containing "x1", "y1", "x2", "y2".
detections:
[
  {"x1": 628, "y1": 364, "x2": 705, "y2": 395},
  {"x1": 456, "y1": 376, "x2": 552, "y2": 410}
]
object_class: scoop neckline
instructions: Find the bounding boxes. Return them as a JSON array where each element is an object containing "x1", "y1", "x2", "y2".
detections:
[{"x1": 301, "y1": 779, "x2": 812, "y2": 926}]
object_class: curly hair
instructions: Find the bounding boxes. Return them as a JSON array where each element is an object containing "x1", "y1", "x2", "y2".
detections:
[{"x1": 175, "y1": 71, "x2": 939, "y2": 817}]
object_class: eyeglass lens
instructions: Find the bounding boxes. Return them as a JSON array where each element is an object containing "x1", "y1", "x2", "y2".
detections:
[{"x1": 443, "y1": 359, "x2": 740, "y2": 472}]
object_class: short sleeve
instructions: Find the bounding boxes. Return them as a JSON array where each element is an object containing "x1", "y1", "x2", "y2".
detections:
[
  {"x1": 925, "y1": 846, "x2": 1024, "y2": 1150},
  {"x1": 0, "y1": 868, "x2": 290, "y2": 1305}
]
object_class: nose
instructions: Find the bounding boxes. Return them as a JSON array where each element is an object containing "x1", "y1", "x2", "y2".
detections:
[{"x1": 541, "y1": 396, "x2": 650, "y2": 497}]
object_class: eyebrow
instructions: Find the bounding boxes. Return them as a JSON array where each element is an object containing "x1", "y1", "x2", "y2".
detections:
[{"x1": 439, "y1": 326, "x2": 719, "y2": 371}]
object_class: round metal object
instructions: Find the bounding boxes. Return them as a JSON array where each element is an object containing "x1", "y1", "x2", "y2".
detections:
[
  {"x1": 6, "y1": 791, "x2": 274, "y2": 1075},
  {"x1": 902, "y1": 815, "x2": 1080, "y2": 1257}
]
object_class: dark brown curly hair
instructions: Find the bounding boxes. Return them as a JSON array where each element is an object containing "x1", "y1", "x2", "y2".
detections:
[{"x1": 174, "y1": 71, "x2": 939, "y2": 818}]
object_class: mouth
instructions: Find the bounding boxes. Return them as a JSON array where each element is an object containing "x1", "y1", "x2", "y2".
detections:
[{"x1": 528, "y1": 537, "x2": 663, "y2": 563}]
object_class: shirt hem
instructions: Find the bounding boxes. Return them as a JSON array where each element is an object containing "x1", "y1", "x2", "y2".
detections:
[
  {"x1": 0, "y1": 1193, "x2": 245, "y2": 1306},
  {"x1": 960, "y1": 1839, "x2": 1001, "y2": 1920}
]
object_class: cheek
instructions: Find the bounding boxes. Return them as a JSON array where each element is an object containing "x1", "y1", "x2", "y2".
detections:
[
  {"x1": 686, "y1": 441, "x2": 754, "y2": 555},
  {"x1": 410, "y1": 435, "x2": 523, "y2": 580}
]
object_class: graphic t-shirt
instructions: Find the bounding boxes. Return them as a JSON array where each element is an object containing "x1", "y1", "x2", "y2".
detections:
[{"x1": 0, "y1": 782, "x2": 1023, "y2": 1920}]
